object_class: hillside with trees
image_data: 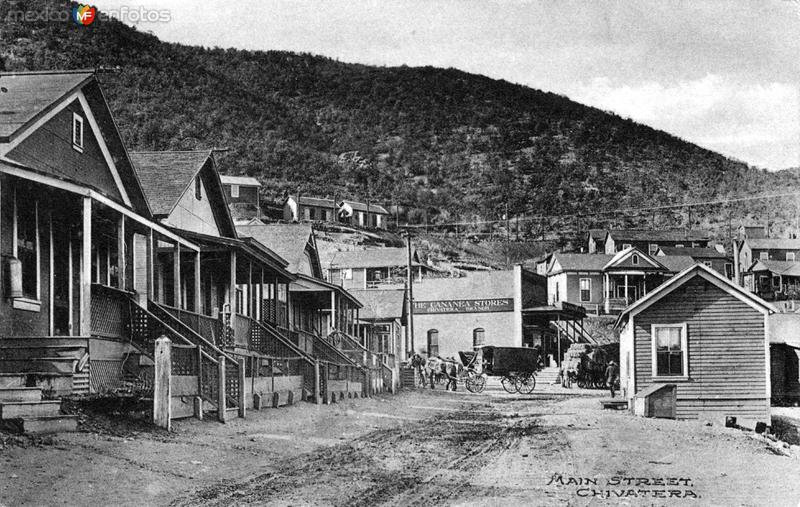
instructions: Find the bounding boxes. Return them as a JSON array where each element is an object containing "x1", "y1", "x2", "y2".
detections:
[{"x1": 2, "y1": 0, "x2": 799, "y2": 241}]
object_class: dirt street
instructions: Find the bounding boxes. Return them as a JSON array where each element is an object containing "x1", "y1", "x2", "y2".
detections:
[{"x1": 2, "y1": 384, "x2": 800, "y2": 506}]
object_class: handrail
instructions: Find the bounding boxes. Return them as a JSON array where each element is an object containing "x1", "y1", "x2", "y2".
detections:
[
  {"x1": 150, "y1": 301, "x2": 238, "y2": 365},
  {"x1": 200, "y1": 349, "x2": 219, "y2": 364},
  {"x1": 249, "y1": 315, "x2": 316, "y2": 366}
]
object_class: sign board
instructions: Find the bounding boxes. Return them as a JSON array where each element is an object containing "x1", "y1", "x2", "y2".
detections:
[{"x1": 413, "y1": 298, "x2": 513, "y2": 315}]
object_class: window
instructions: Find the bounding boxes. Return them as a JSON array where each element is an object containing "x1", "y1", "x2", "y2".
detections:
[
  {"x1": 760, "y1": 251, "x2": 769, "y2": 261},
  {"x1": 72, "y1": 113, "x2": 84, "y2": 152},
  {"x1": 579, "y1": 278, "x2": 591, "y2": 302},
  {"x1": 675, "y1": 244, "x2": 684, "y2": 248},
  {"x1": 195, "y1": 177, "x2": 202, "y2": 200},
  {"x1": 724, "y1": 263, "x2": 733, "y2": 279},
  {"x1": 788, "y1": 252, "x2": 796, "y2": 262},
  {"x1": 230, "y1": 184, "x2": 239, "y2": 198},
  {"x1": 303, "y1": 207, "x2": 311, "y2": 220},
  {"x1": 622, "y1": 243, "x2": 632, "y2": 250},
  {"x1": 652, "y1": 324, "x2": 687, "y2": 377},
  {"x1": 13, "y1": 191, "x2": 39, "y2": 301},
  {"x1": 473, "y1": 328, "x2": 485, "y2": 348},
  {"x1": 427, "y1": 329, "x2": 439, "y2": 357},
  {"x1": 555, "y1": 281, "x2": 560, "y2": 303},
  {"x1": 703, "y1": 261, "x2": 712, "y2": 268},
  {"x1": 648, "y1": 244, "x2": 658, "y2": 255},
  {"x1": 309, "y1": 208, "x2": 316, "y2": 220},
  {"x1": 342, "y1": 268, "x2": 352, "y2": 280},
  {"x1": 632, "y1": 254, "x2": 639, "y2": 265}
]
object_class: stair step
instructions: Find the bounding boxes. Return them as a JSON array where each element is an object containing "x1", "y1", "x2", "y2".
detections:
[
  {"x1": 0, "y1": 400, "x2": 62, "y2": 418},
  {"x1": 0, "y1": 359, "x2": 75, "y2": 375},
  {"x1": 1, "y1": 415, "x2": 79, "y2": 434},
  {"x1": 0, "y1": 337, "x2": 88, "y2": 349},
  {"x1": 0, "y1": 348, "x2": 84, "y2": 360},
  {"x1": 0, "y1": 387, "x2": 42, "y2": 403}
]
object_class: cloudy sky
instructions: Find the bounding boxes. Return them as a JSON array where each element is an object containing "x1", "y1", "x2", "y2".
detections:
[{"x1": 95, "y1": 0, "x2": 800, "y2": 170}]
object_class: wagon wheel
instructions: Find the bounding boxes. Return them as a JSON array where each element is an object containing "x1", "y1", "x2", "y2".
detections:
[
  {"x1": 466, "y1": 373, "x2": 486, "y2": 394},
  {"x1": 501, "y1": 375, "x2": 517, "y2": 394},
  {"x1": 516, "y1": 373, "x2": 536, "y2": 394}
]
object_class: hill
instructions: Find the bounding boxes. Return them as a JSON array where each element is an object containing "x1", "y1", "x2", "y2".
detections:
[{"x1": 2, "y1": 0, "x2": 799, "y2": 238}]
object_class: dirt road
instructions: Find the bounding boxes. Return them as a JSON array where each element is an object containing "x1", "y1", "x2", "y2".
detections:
[{"x1": 2, "y1": 385, "x2": 800, "y2": 506}]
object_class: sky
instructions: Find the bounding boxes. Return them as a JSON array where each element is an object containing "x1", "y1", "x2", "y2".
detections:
[{"x1": 93, "y1": 0, "x2": 800, "y2": 170}]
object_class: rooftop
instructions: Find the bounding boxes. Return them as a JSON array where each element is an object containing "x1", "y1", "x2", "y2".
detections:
[
  {"x1": 236, "y1": 223, "x2": 315, "y2": 275},
  {"x1": 324, "y1": 247, "x2": 420, "y2": 269},
  {"x1": 341, "y1": 199, "x2": 389, "y2": 214},
  {"x1": 220, "y1": 175, "x2": 261, "y2": 187},
  {"x1": 349, "y1": 289, "x2": 406, "y2": 320},
  {"x1": 744, "y1": 238, "x2": 800, "y2": 250},
  {"x1": 657, "y1": 246, "x2": 730, "y2": 259},
  {"x1": 130, "y1": 151, "x2": 212, "y2": 215},
  {"x1": 606, "y1": 229, "x2": 710, "y2": 243},
  {"x1": 749, "y1": 260, "x2": 800, "y2": 277},
  {"x1": 0, "y1": 70, "x2": 94, "y2": 140}
]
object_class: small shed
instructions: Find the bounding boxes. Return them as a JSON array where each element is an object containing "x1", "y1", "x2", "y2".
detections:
[{"x1": 616, "y1": 263, "x2": 775, "y2": 428}]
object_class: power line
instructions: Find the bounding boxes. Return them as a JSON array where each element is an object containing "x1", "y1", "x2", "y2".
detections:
[{"x1": 398, "y1": 190, "x2": 800, "y2": 229}]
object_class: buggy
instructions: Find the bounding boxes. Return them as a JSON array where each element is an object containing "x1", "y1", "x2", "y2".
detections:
[{"x1": 458, "y1": 346, "x2": 542, "y2": 394}]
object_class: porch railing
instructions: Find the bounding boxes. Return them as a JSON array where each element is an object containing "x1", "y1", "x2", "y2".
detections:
[{"x1": 156, "y1": 304, "x2": 225, "y2": 349}]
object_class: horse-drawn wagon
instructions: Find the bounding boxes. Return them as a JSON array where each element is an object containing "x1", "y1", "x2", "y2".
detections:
[{"x1": 459, "y1": 346, "x2": 542, "y2": 394}]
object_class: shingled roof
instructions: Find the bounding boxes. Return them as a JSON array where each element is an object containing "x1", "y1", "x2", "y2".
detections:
[
  {"x1": 236, "y1": 223, "x2": 319, "y2": 276},
  {"x1": 548, "y1": 253, "x2": 615, "y2": 273},
  {"x1": 341, "y1": 199, "x2": 389, "y2": 214},
  {"x1": 220, "y1": 175, "x2": 261, "y2": 187},
  {"x1": 657, "y1": 246, "x2": 729, "y2": 259},
  {"x1": 749, "y1": 260, "x2": 800, "y2": 277},
  {"x1": 0, "y1": 70, "x2": 93, "y2": 140},
  {"x1": 606, "y1": 229, "x2": 710, "y2": 242},
  {"x1": 744, "y1": 238, "x2": 800, "y2": 250},
  {"x1": 349, "y1": 289, "x2": 406, "y2": 321},
  {"x1": 130, "y1": 151, "x2": 212, "y2": 216}
]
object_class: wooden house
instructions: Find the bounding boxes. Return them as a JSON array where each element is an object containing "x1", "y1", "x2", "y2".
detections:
[
  {"x1": 736, "y1": 238, "x2": 800, "y2": 279},
  {"x1": 586, "y1": 229, "x2": 606, "y2": 254},
  {"x1": 617, "y1": 263, "x2": 775, "y2": 427},
  {"x1": 0, "y1": 71, "x2": 233, "y2": 429},
  {"x1": 283, "y1": 195, "x2": 338, "y2": 223},
  {"x1": 339, "y1": 200, "x2": 389, "y2": 229},
  {"x1": 602, "y1": 230, "x2": 711, "y2": 255},
  {"x1": 546, "y1": 248, "x2": 694, "y2": 314},
  {"x1": 742, "y1": 259, "x2": 800, "y2": 305},
  {"x1": 220, "y1": 175, "x2": 261, "y2": 222},
  {"x1": 324, "y1": 247, "x2": 427, "y2": 290},
  {"x1": 656, "y1": 246, "x2": 733, "y2": 279}
]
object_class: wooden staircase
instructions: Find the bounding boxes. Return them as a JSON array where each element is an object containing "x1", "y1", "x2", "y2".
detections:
[{"x1": 0, "y1": 386, "x2": 78, "y2": 434}]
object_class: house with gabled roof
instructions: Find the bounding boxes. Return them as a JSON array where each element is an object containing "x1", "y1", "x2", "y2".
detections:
[
  {"x1": 339, "y1": 199, "x2": 389, "y2": 229},
  {"x1": 282, "y1": 195, "x2": 390, "y2": 229},
  {"x1": 656, "y1": 246, "x2": 732, "y2": 279},
  {"x1": 742, "y1": 259, "x2": 800, "y2": 305},
  {"x1": 616, "y1": 263, "x2": 774, "y2": 427},
  {"x1": 0, "y1": 70, "x2": 223, "y2": 429},
  {"x1": 545, "y1": 247, "x2": 695, "y2": 314},
  {"x1": 324, "y1": 247, "x2": 428, "y2": 290},
  {"x1": 602, "y1": 229, "x2": 711, "y2": 255}
]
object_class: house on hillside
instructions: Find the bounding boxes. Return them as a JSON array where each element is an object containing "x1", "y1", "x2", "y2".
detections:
[
  {"x1": 220, "y1": 175, "x2": 261, "y2": 221},
  {"x1": 546, "y1": 248, "x2": 695, "y2": 314},
  {"x1": 283, "y1": 195, "x2": 339, "y2": 223},
  {"x1": 586, "y1": 229, "x2": 606, "y2": 254},
  {"x1": 656, "y1": 246, "x2": 732, "y2": 279},
  {"x1": 737, "y1": 223, "x2": 769, "y2": 240},
  {"x1": 602, "y1": 230, "x2": 711, "y2": 255},
  {"x1": 324, "y1": 247, "x2": 429, "y2": 290},
  {"x1": 617, "y1": 263, "x2": 774, "y2": 427},
  {"x1": 339, "y1": 200, "x2": 390, "y2": 229},
  {"x1": 736, "y1": 238, "x2": 800, "y2": 280}
]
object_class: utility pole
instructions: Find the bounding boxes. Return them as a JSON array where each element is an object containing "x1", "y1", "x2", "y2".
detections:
[
  {"x1": 505, "y1": 203, "x2": 510, "y2": 269},
  {"x1": 405, "y1": 233, "x2": 416, "y2": 358}
]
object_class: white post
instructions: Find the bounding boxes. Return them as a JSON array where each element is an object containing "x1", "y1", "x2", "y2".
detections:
[
  {"x1": 624, "y1": 274, "x2": 629, "y2": 303},
  {"x1": 80, "y1": 197, "x2": 92, "y2": 336},
  {"x1": 153, "y1": 336, "x2": 172, "y2": 430},
  {"x1": 218, "y1": 355, "x2": 227, "y2": 422},
  {"x1": 117, "y1": 215, "x2": 126, "y2": 290},
  {"x1": 194, "y1": 251, "x2": 201, "y2": 313},
  {"x1": 173, "y1": 242, "x2": 181, "y2": 309},
  {"x1": 238, "y1": 357, "x2": 246, "y2": 418}
]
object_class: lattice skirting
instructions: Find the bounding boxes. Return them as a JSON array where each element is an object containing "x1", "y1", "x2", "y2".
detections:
[{"x1": 89, "y1": 359, "x2": 124, "y2": 393}]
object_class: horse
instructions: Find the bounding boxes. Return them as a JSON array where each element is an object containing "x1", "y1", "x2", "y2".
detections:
[{"x1": 425, "y1": 356, "x2": 463, "y2": 390}]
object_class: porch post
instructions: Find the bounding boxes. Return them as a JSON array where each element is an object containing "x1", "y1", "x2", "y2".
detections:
[
  {"x1": 194, "y1": 251, "x2": 201, "y2": 313},
  {"x1": 80, "y1": 197, "x2": 92, "y2": 336},
  {"x1": 146, "y1": 230, "x2": 154, "y2": 302},
  {"x1": 229, "y1": 250, "x2": 237, "y2": 313},
  {"x1": 624, "y1": 274, "x2": 629, "y2": 303},
  {"x1": 117, "y1": 215, "x2": 126, "y2": 290},
  {"x1": 603, "y1": 273, "x2": 610, "y2": 314},
  {"x1": 330, "y1": 291, "x2": 336, "y2": 331},
  {"x1": 247, "y1": 259, "x2": 253, "y2": 317},
  {"x1": 173, "y1": 242, "x2": 181, "y2": 309},
  {"x1": 259, "y1": 268, "x2": 265, "y2": 322}
]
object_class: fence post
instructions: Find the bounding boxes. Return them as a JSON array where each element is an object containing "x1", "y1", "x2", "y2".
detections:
[
  {"x1": 196, "y1": 345, "x2": 203, "y2": 415},
  {"x1": 153, "y1": 336, "x2": 171, "y2": 430},
  {"x1": 218, "y1": 355, "x2": 227, "y2": 423},
  {"x1": 238, "y1": 357, "x2": 246, "y2": 418},
  {"x1": 314, "y1": 360, "x2": 321, "y2": 405}
]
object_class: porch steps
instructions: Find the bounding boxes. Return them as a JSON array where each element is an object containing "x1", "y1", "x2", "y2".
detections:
[
  {"x1": 537, "y1": 367, "x2": 562, "y2": 384},
  {"x1": 0, "y1": 387, "x2": 78, "y2": 434},
  {"x1": 0, "y1": 359, "x2": 75, "y2": 375}
]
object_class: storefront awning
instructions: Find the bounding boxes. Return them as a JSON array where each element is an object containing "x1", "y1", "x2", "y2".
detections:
[{"x1": 521, "y1": 301, "x2": 586, "y2": 321}]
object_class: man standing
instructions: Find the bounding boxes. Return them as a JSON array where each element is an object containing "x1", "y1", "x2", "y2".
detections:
[{"x1": 605, "y1": 360, "x2": 619, "y2": 398}]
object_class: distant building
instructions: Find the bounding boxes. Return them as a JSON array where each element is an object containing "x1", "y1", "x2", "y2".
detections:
[
  {"x1": 351, "y1": 288, "x2": 407, "y2": 375},
  {"x1": 737, "y1": 223, "x2": 769, "y2": 240},
  {"x1": 601, "y1": 229, "x2": 711, "y2": 255},
  {"x1": 282, "y1": 195, "x2": 390, "y2": 229},
  {"x1": 221, "y1": 175, "x2": 262, "y2": 222},
  {"x1": 617, "y1": 263, "x2": 774, "y2": 427},
  {"x1": 736, "y1": 238, "x2": 800, "y2": 275},
  {"x1": 586, "y1": 229, "x2": 606, "y2": 254},
  {"x1": 545, "y1": 247, "x2": 695, "y2": 314},
  {"x1": 742, "y1": 259, "x2": 800, "y2": 304},
  {"x1": 655, "y1": 246, "x2": 732, "y2": 279},
  {"x1": 283, "y1": 195, "x2": 339, "y2": 223},
  {"x1": 324, "y1": 247, "x2": 428, "y2": 290}
]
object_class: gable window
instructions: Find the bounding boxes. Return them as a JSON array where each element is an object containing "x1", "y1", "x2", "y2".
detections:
[
  {"x1": 13, "y1": 189, "x2": 40, "y2": 305},
  {"x1": 760, "y1": 251, "x2": 769, "y2": 261},
  {"x1": 622, "y1": 243, "x2": 632, "y2": 250},
  {"x1": 195, "y1": 177, "x2": 202, "y2": 200},
  {"x1": 72, "y1": 112, "x2": 84, "y2": 152},
  {"x1": 230, "y1": 184, "x2": 239, "y2": 198},
  {"x1": 788, "y1": 252, "x2": 796, "y2": 262},
  {"x1": 632, "y1": 254, "x2": 639, "y2": 265},
  {"x1": 579, "y1": 278, "x2": 591, "y2": 302},
  {"x1": 651, "y1": 324, "x2": 688, "y2": 377},
  {"x1": 648, "y1": 244, "x2": 658, "y2": 255}
]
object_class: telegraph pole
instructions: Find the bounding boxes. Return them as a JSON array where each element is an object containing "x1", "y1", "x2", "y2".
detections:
[{"x1": 405, "y1": 232, "x2": 416, "y2": 358}]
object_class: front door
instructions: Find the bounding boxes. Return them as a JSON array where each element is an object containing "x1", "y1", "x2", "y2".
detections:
[{"x1": 52, "y1": 224, "x2": 72, "y2": 335}]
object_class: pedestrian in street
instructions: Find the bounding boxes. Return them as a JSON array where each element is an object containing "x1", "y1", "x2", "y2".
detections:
[
  {"x1": 605, "y1": 360, "x2": 619, "y2": 398},
  {"x1": 445, "y1": 360, "x2": 458, "y2": 391}
]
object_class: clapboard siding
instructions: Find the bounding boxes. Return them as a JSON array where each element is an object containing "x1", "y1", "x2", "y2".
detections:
[{"x1": 633, "y1": 276, "x2": 768, "y2": 422}]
